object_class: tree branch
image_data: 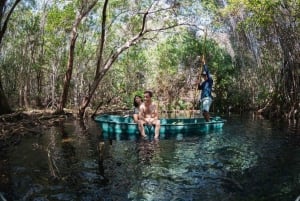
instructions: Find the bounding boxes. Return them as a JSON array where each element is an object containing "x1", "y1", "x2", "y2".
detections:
[
  {"x1": 95, "y1": 0, "x2": 108, "y2": 77},
  {"x1": 0, "y1": 0, "x2": 21, "y2": 46}
]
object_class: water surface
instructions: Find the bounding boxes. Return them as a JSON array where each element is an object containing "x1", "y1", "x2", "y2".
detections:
[{"x1": 2, "y1": 114, "x2": 300, "y2": 201}]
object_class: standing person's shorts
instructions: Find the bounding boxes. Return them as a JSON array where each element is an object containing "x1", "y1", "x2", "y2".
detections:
[{"x1": 200, "y1": 97, "x2": 212, "y2": 112}]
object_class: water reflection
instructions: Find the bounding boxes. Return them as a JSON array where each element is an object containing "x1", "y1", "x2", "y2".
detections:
[
  {"x1": 286, "y1": 119, "x2": 300, "y2": 145},
  {"x1": 137, "y1": 139, "x2": 160, "y2": 165},
  {"x1": 7, "y1": 119, "x2": 105, "y2": 201},
  {"x1": 2, "y1": 115, "x2": 300, "y2": 201}
]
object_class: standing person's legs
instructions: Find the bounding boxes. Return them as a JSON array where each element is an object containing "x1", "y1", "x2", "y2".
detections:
[
  {"x1": 203, "y1": 111, "x2": 210, "y2": 122},
  {"x1": 201, "y1": 97, "x2": 212, "y2": 122}
]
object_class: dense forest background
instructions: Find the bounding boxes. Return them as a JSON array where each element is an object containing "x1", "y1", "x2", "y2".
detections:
[{"x1": 0, "y1": 0, "x2": 299, "y2": 119}]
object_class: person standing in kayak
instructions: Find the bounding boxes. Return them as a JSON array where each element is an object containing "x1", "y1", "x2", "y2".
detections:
[{"x1": 198, "y1": 57, "x2": 213, "y2": 122}]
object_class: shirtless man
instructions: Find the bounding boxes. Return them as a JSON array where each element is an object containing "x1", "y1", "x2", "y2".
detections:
[{"x1": 138, "y1": 90, "x2": 160, "y2": 139}]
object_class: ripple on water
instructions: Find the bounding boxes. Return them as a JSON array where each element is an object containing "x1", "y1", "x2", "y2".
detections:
[{"x1": 4, "y1": 116, "x2": 300, "y2": 201}]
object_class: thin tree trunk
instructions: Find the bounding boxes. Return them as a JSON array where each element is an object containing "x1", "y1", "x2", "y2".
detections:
[
  {"x1": 56, "y1": 30, "x2": 78, "y2": 113},
  {"x1": 0, "y1": 79, "x2": 12, "y2": 114},
  {"x1": 78, "y1": 1, "x2": 182, "y2": 118},
  {"x1": 79, "y1": 1, "x2": 151, "y2": 118},
  {"x1": 0, "y1": 0, "x2": 22, "y2": 115},
  {"x1": 0, "y1": 0, "x2": 21, "y2": 45},
  {"x1": 24, "y1": 81, "x2": 30, "y2": 109},
  {"x1": 51, "y1": 63, "x2": 57, "y2": 109},
  {"x1": 56, "y1": 1, "x2": 97, "y2": 114}
]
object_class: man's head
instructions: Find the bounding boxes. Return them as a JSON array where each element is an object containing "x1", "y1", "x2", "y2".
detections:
[{"x1": 144, "y1": 90, "x2": 153, "y2": 102}]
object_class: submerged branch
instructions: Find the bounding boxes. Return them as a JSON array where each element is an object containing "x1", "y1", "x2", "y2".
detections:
[
  {"x1": 47, "y1": 148, "x2": 61, "y2": 179},
  {"x1": 0, "y1": 192, "x2": 7, "y2": 201}
]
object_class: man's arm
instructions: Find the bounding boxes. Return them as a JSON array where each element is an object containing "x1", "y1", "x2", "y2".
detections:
[
  {"x1": 203, "y1": 64, "x2": 209, "y2": 74},
  {"x1": 202, "y1": 57, "x2": 210, "y2": 77},
  {"x1": 152, "y1": 103, "x2": 159, "y2": 119}
]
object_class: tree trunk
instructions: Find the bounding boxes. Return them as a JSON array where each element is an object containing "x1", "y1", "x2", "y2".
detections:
[
  {"x1": 78, "y1": 31, "x2": 148, "y2": 118},
  {"x1": 24, "y1": 81, "x2": 30, "y2": 109},
  {"x1": 51, "y1": 63, "x2": 57, "y2": 109},
  {"x1": 0, "y1": 80, "x2": 12, "y2": 114},
  {"x1": 78, "y1": 1, "x2": 181, "y2": 118},
  {"x1": 56, "y1": 1, "x2": 97, "y2": 114},
  {"x1": 0, "y1": 0, "x2": 22, "y2": 115},
  {"x1": 277, "y1": 8, "x2": 300, "y2": 119},
  {"x1": 56, "y1": 31, "x2": 78, "y2": 113}
]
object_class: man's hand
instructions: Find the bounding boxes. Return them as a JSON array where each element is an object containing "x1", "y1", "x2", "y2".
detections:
[{"x1": 145, "y1": 118, "x2": 155, "y2": 124}]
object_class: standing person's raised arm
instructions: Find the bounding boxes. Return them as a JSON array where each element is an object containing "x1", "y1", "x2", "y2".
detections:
[{"x1": 202, "y1": 57, "x2": 211, "y2": 78}]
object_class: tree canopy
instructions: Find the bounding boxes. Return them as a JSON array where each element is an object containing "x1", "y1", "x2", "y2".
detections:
[{"x1": 0, "y1": 0, "x2": 299, "y2": 119}]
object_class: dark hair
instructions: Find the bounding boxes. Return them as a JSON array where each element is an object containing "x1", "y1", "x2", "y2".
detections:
[
  {"x1": 133, "y1": 95, "x2": 143, "y2": 107},
  {"x1": 144, "y1": 90, "x2": 153, "y2": 97}
]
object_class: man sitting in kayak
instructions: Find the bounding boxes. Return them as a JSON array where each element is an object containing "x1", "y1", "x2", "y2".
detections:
[{"x1": 138, "y1": 90, "x2": 160, "y2": 139}]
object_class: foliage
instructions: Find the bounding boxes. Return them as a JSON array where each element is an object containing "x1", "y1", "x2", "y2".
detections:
[
  {"x1": 149, "y1": 29, "x2": 234, "y2": 112},
  {"x1": 220, "y1": 0, "x2": 300, "y2": 117},
  {"x1": 0, "y1": 0, "x2": 298, "y2": 119}
]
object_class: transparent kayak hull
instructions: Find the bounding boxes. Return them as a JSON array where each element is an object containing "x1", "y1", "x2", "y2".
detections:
[{"x1": 94, "y1": 114, "x2": 226, "y2": 135}]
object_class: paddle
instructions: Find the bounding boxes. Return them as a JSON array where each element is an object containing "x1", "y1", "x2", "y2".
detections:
[{"x1": 192, "y1": 28, "x2": 207, "y2": 116}]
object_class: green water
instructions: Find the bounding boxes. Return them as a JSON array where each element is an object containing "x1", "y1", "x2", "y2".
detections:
[{"x1": 1, "y1": 114, "x2": 300, "y2": 201}]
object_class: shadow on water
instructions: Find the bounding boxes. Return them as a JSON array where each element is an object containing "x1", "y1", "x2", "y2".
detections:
[
  {"x1": 1, "y1": 114, "x2": 300, "y2": 201},
  {"x1": 2, "y1": 119, "x2": 107, "y2": 201},
  {"x1": 286, "y1": 119, "x2": 300, "y2": 144},
  {"x1": 218, "y1": 114, "x2": 300, "y2": 201}
]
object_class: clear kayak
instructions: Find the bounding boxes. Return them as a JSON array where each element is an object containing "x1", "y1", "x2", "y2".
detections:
[{"x1": 94, "y1": 114, "x2": 226, "y2": 136}]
